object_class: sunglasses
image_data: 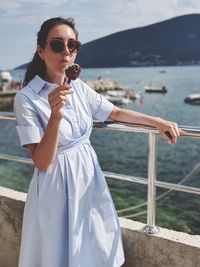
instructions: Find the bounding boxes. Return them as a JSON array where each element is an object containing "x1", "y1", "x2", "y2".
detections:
[{"x1": 48, "y1": 39, "x2": 81, "y2": 53}]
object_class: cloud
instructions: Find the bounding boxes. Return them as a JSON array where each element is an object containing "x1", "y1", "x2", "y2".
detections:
[
  {"x1": 0, "y1": 0, "x2": 67, "y2": 11},
  {"x1": 1, "y1": 0, "x2": 200, "y2": 27},
  {"x1": 91, "y1": 0, "x2": 200, "y2": 28},
  {"x1": 0, "y1": 0, "x2": 68, "y2": 19},
  {"x1": 70, "y1": 0, "x2": 200, "y2": 43}
]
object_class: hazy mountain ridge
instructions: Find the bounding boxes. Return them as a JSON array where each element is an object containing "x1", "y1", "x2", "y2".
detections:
[
  {"x1": 76, "y1": 14, "x2": 200, "y2": 67},
  {"x1": 15, "y1": 14, "x2": 200, "y2": 69}
]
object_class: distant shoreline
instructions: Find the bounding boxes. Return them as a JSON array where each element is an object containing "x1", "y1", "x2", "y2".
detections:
[{"x1": 11, "y1": 62, "x2": 200, "y2": 71}]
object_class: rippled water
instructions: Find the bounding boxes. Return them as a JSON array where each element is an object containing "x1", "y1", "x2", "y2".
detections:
[{"x1": 1, "y1": 65, "x2": 200, "y2": 234}]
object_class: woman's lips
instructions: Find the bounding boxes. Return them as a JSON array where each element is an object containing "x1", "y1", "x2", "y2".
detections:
[{"x1": 60, "y1": 59, "x2": 69, "y2": 63}]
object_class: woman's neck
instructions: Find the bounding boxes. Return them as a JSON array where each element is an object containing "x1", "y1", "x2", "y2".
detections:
[{"x1": 45, "y1": 71, "x2": 65, "y2": 85}]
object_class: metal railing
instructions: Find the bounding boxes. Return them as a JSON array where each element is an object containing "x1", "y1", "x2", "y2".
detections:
[{"x1": 1, "y1": 111, "x2": 200, "y2": 234}]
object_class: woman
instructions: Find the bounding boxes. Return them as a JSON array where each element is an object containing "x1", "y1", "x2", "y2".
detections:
[{"x1": 14, "y1": 17, "x2": 180, "y2": 267}]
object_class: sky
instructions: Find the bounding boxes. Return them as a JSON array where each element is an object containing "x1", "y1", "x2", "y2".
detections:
[{"x1": 0, "y1": 0, "x2": 200, "y2": 70}]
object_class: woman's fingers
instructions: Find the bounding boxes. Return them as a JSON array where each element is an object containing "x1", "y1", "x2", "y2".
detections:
[
  {"x1": 158, "y1": 120, "x2": 180, "y2": 145},
  {"x1": 171, "y1": 122, "x2": 180, "y2": 137},
  {"x1": 166, "y1": 125, "x2": 177, "y2": 144},
  {"x1": 49, "y1": 88, "x2": 73, "y2": 101},
  {"x1": 48, "y1": 85, "x2": 73, "y2": 119},
  {"x1": 48, "y1": 85, "x2": 73, "y2": 109},
  {"x1": 48, "y1": 85, "x2": 72, "y2": 101},
  {"x1": 51, "y1": 99, "x2": 67, "y2": 118},
  {"x1": 50, "y1": 95, "x2": 67, "y2": 108},
  {"x1": 49, "y1": 88, "x2": 73, "y2": 102},
  {"x1": 48, "y1": 84, "x2": 72, "y2": 96},
  {"x1": 53, "y1": 100, "x2": 66, "y2": 112}
]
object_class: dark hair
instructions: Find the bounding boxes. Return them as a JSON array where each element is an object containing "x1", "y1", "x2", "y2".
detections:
[{"x1": 23, "y1": 17, "x2": 78, "y2": 86}]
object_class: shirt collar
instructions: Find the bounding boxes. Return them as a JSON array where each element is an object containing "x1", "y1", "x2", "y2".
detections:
[{"x1": 28, "y1": 75, "x2": 58, "y2": 94}]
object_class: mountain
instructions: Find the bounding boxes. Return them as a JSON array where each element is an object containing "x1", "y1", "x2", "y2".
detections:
[
  {"x1": 14, "y1": 14, "x2": 200, "y2": 69},
  {"x1": 76, "y1": 13, "x2": 200, "y2": 67},
  {"x1": 14, "y1": 63, "x2": 29, "y2": 70}
]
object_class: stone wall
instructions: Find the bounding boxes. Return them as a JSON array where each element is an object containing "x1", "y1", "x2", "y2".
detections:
[
  {"x1": 120, "y1": 218, "x2": 200, "y2": 267},
  {"x1": 0, "y1": 187, "x2": 25, "y2": 267}
]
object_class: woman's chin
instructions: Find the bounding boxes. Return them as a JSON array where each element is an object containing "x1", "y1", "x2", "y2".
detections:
[{"x1": 56, "y1": 68, "x2": 67, "y2": 76}]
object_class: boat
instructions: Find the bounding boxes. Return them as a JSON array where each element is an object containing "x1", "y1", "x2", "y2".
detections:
[
  {"x1": 106, "y1": 89, "x2": 137, "y2": 99},
  {"x1": 0, "y1": 71, "x2": 21, "y2": 108},
  {"x1": 184, "y1": 93, "x2": 200, "y2": 104},
  {"x1": 0, "y1": 71, "x2": 21, "y2": 92},
  {"x1": 103, "y1": 89, "x2": 142, "y2": 105},
  {"x1": 103, "y1": 94, "x2": 131, "y2": 105},
  {"x1": 144, "y1": 85, "x2": 167, "y2": 93}
]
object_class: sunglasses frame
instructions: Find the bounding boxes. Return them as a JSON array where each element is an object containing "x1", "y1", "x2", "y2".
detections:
[{"x1": 48, "y1": 39, "x2": 81, "y2": 53}]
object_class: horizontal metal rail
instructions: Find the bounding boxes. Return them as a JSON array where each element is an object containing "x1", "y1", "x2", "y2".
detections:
[
  {"x1": 93, "y1": 121, "x2": 200, "y2": 138},
  {"x1": 104, "y1": 172, "x2": 200, "y2": 195},
  {"x1": 0, "y1": 154, "x2": 33, "y2": 164},
  {"x1": 1, "y1": 112, "x2": 200, "y2": 234},
  {"x1": 1, "y1": 111, "x2": 200, "y2": 137},
  {"x1": 0, "y1": 112, "x2": 16, "y2": 121}
]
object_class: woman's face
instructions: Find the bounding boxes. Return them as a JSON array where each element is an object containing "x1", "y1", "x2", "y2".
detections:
[{"x1": 38, "y1": 24, "x2": 78, "y2": 77}]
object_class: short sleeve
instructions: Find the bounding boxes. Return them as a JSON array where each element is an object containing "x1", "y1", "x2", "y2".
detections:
[
  {"x1": 13, "y1": 92, "x2": 44, "y2": 147},
  {"x1": 81, "y1": 81, "x2": 113, "y2": 122}
]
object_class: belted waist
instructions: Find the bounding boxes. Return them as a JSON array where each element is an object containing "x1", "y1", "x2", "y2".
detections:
[{"x1": 57, "y1": 135, "x2": 90, "y2": 154}]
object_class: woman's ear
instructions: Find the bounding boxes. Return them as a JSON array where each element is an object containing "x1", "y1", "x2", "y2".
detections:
[{"x1": 37, "y1": 45, "x2": 44, "y2": 60}]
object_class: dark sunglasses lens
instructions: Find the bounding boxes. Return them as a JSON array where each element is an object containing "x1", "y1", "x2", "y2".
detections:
[
  {"x1": 68, "y1": 40, "x2": 80, "y2": 52},
  {"x1": 50, "y1": 40, "x2": 64, "y2": 52}
]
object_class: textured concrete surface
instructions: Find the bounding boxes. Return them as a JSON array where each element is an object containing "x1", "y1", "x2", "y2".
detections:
[
  {"x1": 0, "y1": 186, "x2": 26, "y2": 267},
  {"x1": 1, "y1": 186, "x2": 200, "y2": 267},
  {"x1": 120, "y1": 218, "x2": 200, "y2": 267}
]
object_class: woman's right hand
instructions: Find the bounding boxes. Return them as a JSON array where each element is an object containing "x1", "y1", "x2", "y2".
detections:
[
  {"x1": 48, "y1": 84, "x2": 73, "y2": 119},
  {"x1": 155, "y1": 118, "x2": 180, "y2": 145}
]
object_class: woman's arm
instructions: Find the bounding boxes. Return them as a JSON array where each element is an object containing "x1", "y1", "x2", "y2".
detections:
[
  {"x1": 27, "y1": 84, "x2": 73, "y2": 171},
  {"x1": 109, "y1": 106, "x2": 180, "y2": 144},
  {"x1": 27, "y1": 116, "x2": 61, "y2": 171}
]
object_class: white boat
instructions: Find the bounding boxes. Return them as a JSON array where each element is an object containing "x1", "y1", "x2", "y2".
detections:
[
  {"x1": 184, "y1": 93, "x2": 200, "y2": 104},
  {"x1": 0, "y1": 71, "x2": 21, "y2": 92},
  {"x1": 103, "y1": 89, "x2": 142, "y2": 105},
  {"x1": 103, "y1": 94, "x2": 131, "y2": 105},
  {"x1": 107, "y1": 89, "x2": 140, "y2": 100},
  {"x1": 106, "y1": 90, "x2": 125, "y2": 97},
  {"x1": 0, "y1": 71, "x2": 12, "y2": 92}
]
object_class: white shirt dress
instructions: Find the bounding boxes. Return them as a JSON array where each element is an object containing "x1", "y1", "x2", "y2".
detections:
[{"x1": 14, "y1": 75, "x2": 125, "y2": 267}]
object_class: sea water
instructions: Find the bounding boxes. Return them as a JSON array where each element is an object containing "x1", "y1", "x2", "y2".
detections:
[{"x1": 1, "y1": 65, "x2": 200, "y2": 234}]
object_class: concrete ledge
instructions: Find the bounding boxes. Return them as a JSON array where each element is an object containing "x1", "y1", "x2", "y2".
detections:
[
  {"x1": 1, "y1": 186, "x2": 200, "y2": 267},
  {"x1": 120, "y1": 217, "x2": 200, "y2": 267},
  {"x1": 0, "y1": 186, "x2": 26, "y2": 202},
  {"x1": 0, "y1": 187, "x2": 26, "y2": 267}
]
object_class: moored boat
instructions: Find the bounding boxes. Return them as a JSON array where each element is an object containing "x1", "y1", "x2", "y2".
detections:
[
  {"x1": 103, "y1": 94, "x2": 131, "y2": 105},
  {"x1": 103, "y1": 89, "x2": 142, "y2": 105},
  {"x1": 184, "y1": 93, "x2": 200, "y2": 104},
  {"x1": 144, "y1": 85, "x2": 167, "y2": 93},
  {"x1": 0, "y1": 70, "x2": 21, "y2": 92},
  {"x1": 0, "y1": 71, "x2": 21, "y2": 109}
]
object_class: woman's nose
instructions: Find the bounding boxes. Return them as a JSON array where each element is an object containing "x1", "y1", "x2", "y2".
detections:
[{"x1": 62, "y1": 44, "x2": 70, "y2": 55}]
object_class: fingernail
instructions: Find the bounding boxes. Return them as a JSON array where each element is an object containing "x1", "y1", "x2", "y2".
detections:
[{"x1": 167, "y1": 141, "x2": 175, "y2": 146}]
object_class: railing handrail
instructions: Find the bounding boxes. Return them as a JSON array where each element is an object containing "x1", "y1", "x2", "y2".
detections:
[
  {"x1": 93, "y1": 121, "x2": 200, "y2": 138},
  {"x1": 1, "y1": 111, "x2": 200, "y2": 234},
  {"x1": 2, "y1": 111, "x2": 200, "y2": 137}
]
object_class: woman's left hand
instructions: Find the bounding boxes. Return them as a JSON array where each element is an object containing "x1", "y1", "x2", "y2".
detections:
[{"x1": 155, "y1": 118, "x2": 180, "y2": 145}]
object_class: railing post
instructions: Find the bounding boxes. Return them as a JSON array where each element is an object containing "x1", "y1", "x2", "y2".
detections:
[{"x1": 143, "y1": 132, "x2": 159, "y2": 234}]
